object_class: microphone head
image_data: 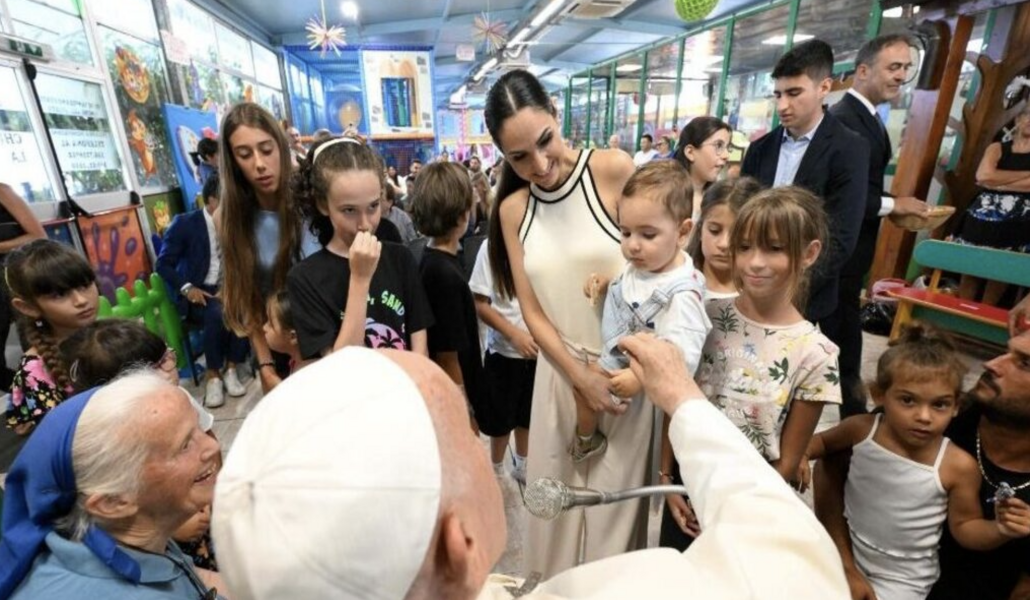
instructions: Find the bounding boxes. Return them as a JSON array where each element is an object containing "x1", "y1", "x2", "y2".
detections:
[{"x1": 524, "y1": 478, "x2": 569, "y2": 520}]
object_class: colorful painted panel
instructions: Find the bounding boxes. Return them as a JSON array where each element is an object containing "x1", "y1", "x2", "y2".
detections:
[
  {"x1": 361, "y1": 50, "x2": 435, "y2": 139},
  {"x1": 257, "y1": 86, "x2": 286, "y2": 122},
  {"x1": 76, "y1": 207, "x2": 150, "y2": 303},
  {"x1": 183, "y1": 62, "x2": 226, "y2": 113},
  {"x1": 100, "y1": 27, "x2": 178, "y2": 189},
  {"x1": 143, "y1": 190, "x2": 186, "y2": 238},
  {"x1": 162, "y1": 104, "x2": 219, "y2": 212}
]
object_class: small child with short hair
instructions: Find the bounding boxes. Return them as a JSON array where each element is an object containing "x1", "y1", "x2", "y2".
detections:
[
  {"x1": 410, "y1": 162, "x2": 488, "y2": 432},
  {"x1": 577, "y1": 161, "x2": 712, "y2": 462},
  {"x1": 806, "y1": 322, "x2": 1030, "y2": 599},
  {"x1": 262, "y1": 290, "x2": 305, "y2": 383}
]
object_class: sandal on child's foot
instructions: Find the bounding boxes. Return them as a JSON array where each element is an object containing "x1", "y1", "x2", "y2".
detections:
[{"x1": 568, "y1": 431, "x2": 608, "y2": 463}]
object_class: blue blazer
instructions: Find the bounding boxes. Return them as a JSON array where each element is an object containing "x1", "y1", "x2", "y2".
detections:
[{"x1": 155, "y1": 210, "x2": 213, "y2": 311}]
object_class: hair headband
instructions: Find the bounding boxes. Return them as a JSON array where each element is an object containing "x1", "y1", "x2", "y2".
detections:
[{"x1": 311, "y1": 136, "x2": 362, "y2": 164}]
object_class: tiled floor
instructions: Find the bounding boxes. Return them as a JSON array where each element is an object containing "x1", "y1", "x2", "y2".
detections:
[{"x1": 189, "y1": 331, "x2": 997, "y2": 578}]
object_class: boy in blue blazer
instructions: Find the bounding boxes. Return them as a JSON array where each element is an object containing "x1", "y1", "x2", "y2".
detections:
[{"x1": 156, "y1": 174, "x2": 249, "y2": 407}]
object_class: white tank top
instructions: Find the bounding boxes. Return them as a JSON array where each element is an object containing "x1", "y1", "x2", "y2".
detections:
[
  {"x1": 844, "y1": 414, "x2": 950, "y2": 559},
  {"x1": 519, "y1": 149, "x2": 623, "y2": 353}
]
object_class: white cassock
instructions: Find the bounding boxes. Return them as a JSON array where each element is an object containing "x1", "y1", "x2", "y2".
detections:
[{"x1": 479, "y1": 400, "x2": 850, "y2": 599}]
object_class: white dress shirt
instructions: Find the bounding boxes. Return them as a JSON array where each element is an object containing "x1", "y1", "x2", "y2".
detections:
[{"x1": 846, "y1": 88, "x2": 895, "y2": 217}]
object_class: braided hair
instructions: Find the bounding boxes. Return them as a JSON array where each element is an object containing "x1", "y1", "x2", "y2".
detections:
[{"x1": 6, "y1": 239, "x2": 97, "y2": 392}]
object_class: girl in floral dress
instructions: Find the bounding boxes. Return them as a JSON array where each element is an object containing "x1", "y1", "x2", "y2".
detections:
[
  {"x1": 694, "y1": 187, "x2": 842, "y2": 486},
  {"x1": 4, "y1": 240, "x2": 98, "y2": 435}
]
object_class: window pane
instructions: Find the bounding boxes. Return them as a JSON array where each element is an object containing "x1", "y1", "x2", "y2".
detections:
[
  {"x1": 36, "y1": 73, "x2": 127, "y2": 195},
  {"x1": 289, "y1": 61, "x2": 309, "y2": 99},
  {"x1": 0, "y1": 66, "x2": 56, "y2": 202},
  {"x1": 644, "y1": 41, "x2": 680, "y2": 142},
  {"x1": 256, "y1": 85, "x2": 285, "y2": 121},
  {"x1": 99, "y1": 26, "x2": 178, "y2": 189},
  {"x1": 589, "y1": 73, "x2": 609, "y2": 150},
  {"x1": 310, "y1": 70, "x2": 324, "y2": 107},
  {"x1": 725, "y1": 3, "x2": 792, "y2": 142},
  {"x1": 215, "y1": 22, "x2": 254, "y2": 77},
  {"x1": 89, "y1": 0, "x2": 158, "y2": 41},
  {"x1": 567, "y1": 77, "x2": 589, "y2": 148},
  {"x1": 7, "y1": 0, "x2": 93, "y2": 65},
  {"x1": 794, "y1": 0, "x2": 875, "y2": 65},
  {"x1": 220, "y1": 71, "x2": 249, "y2": 105},
  {"x1": 253, "y1": 43, "x2": 281, "y2": 88},
  {"x1": 613, "y1": 56, "x2": 642, "y2": 152},
  {"x1": 183, "y1": 62, "x2": 225, "y2": 111},
  {"x1": 675, "y1": 27, "x2": 726, "y2": 120},
  {"x1": 167, "y1": 0, "x2": 217, "y2": 63}
]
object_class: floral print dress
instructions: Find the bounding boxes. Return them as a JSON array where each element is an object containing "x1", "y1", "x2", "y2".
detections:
[
  {"x1": 5, "y1": 354, "x2": 73, "y2": 430},
  {"x1": 696, "y1": 298, "x2": 842, "y2": 461}
]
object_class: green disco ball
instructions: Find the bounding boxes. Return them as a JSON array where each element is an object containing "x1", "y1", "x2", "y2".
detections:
[{"x1": 675, "y1": 0, "x2": 718, "y2": 22}]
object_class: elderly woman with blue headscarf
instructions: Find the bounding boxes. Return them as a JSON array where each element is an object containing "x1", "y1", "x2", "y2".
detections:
[{"x1": 0, "y1": 370, "x2": 225, "y2": 599}]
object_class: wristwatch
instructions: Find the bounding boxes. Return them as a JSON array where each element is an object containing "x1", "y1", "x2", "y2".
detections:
[{"x1": 181, "y1": 283, "x2": 194, "y2": 296}]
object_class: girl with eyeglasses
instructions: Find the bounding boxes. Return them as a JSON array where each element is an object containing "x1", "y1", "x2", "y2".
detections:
[{"x1": 675, "y1": 116, "x2": 733, "y2": 222}]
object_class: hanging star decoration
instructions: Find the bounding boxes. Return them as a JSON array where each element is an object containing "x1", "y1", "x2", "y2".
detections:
[
  {"x1": 307, "y1": 0, "x2": 346, "y2": 57},
  {"x1": 472, "y1": 13, "x2": 507, "y2": 53}
]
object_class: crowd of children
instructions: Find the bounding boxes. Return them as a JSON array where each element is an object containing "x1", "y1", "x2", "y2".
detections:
[{"x1": 3, "y1": 99, "x2": 1029, "y2": 598}]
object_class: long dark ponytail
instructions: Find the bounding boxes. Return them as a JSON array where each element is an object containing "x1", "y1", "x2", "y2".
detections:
[{"x1": 484, "y1": 69, "x2": 554, "y2": 300}]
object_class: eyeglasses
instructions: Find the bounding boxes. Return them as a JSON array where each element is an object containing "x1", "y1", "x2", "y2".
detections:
[{"x1": 702, "y1": 141, "x2": 732, "y2": 155}]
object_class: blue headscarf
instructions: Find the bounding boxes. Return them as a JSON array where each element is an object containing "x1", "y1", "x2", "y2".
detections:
[{"x1": 0, "y1": 388, "x2": 142, "y2": 597}]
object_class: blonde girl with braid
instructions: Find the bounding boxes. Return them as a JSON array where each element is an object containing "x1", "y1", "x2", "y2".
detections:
[{"x1": 4, "y1": 239, "x2": 98, "y2": 435}]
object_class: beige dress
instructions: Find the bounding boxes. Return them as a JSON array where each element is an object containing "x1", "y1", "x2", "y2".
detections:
[{"x1": 520, "y1": 149, "x2": 651, "y2": 578}]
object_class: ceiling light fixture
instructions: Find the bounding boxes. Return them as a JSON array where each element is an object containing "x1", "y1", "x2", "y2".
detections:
[
  {"x1": 474, "y1": 57, "x2": 499, "y2": 81},
  {"x1": 340, "y1": 1, "x2": 358, "y2": 20},
  {"x1": 531, "y1": 0, "x2": 566, "y2": 28},
  {"x1": 761, "y1": 33, "x2": 813, "y2": 46},
  {"x1": 616, "y1": 63, "x2": 642, "y2": 72},
  {"x1": 508, "y1": 26, "x2": 533, "y2": 47}
]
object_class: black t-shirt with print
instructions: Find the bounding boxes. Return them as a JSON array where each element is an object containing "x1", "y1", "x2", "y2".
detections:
[
  {"x1": 287, "y1": 243, "x2": 433, "y2": 359},
  {"x1": 419, "y1": 248, "x2": 486, "y2": 417},
  {"x1": 928, "y1": 406, "x2": 1030, "y2": 600}
]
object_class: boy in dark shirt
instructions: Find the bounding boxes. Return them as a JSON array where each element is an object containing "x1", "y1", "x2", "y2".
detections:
[{"x1": 409, "y1": 162, "x2": 489, "y2": 432}]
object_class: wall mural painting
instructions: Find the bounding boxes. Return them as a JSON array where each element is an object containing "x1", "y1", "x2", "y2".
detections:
[
  {"x1": 77, "y1": 208, "x2": 150, "y2": 303},
  {"x1": 101, "y1": 28, "x2": 178, "y2": 189},
  {"x1": 163, "y1": 104, "x2": 219, "y2": 212}
]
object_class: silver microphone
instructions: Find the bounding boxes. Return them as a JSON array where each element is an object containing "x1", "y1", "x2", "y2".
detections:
[{"x1": 524, "y1": 478, "x2": 690, "y2": 520}]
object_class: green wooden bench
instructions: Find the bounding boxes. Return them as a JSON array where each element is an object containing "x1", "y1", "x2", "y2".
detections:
[
  {"x1": 888, "y1": 240, "x2": 1030, "y2": 345},
  {"x1": 96, "y1": 272, "x2": 198, "y2": 382}
]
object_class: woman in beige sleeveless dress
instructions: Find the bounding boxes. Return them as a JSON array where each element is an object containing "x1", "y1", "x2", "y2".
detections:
[{"x1": 484, "y1": 70, "x2": 653, "y2": 578}]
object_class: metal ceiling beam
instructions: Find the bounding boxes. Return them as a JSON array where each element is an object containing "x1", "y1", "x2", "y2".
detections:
[
  {"x1": 564, "y1": 17, "x2": 686, "y2": 37},
  {"x1": 360, "y1": 8, "x2": 524, "y2": 36}
]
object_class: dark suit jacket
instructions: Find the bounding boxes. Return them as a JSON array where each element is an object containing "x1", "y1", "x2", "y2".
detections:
[
  {"x1": 155, "y1": 210, "x2": 213, "y2": 312},
  {"x1": 830, "y1": 92, "x2": 892, "y2": 279},
  {"x1": 741, "y1": 110, "x2": 869, "y2": 321}
]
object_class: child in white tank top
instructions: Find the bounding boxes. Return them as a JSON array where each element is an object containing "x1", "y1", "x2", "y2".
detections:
[{"x1": 805, "y1": 322, "x2": 1030, "y2": 600}]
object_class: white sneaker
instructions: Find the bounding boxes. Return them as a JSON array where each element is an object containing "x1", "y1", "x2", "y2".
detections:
[
  {"x1": 205, "y1": 378, "x2": 225, "y2": 408},
  {"x1": 511, "y1": 462, "x2": 527, "y2": 485},
  {"x1": 223, "y1": 368, "x2": 246, "y2": 397}
]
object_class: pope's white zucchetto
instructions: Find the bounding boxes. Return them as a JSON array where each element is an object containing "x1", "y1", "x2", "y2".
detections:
[{"x1": 211, "y1": 347, "x2": 442, "y2": 600}]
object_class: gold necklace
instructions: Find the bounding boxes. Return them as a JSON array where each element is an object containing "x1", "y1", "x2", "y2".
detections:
[{"x1": 976, "y1": 430, "x2": 1030, "y2": 492}]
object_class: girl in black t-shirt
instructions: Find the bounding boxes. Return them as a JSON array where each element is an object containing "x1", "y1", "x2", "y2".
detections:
[{"x1": 287, "y1": 137, "x2": 432, "y2": 360}]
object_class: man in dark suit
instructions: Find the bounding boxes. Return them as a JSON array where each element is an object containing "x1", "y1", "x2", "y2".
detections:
[
  {"x1": 741, "y1": 39, "x2": 868, "y2": 356},
  {"x1": 156, "y1": 173, "x2": 249, "y2": 408},
  {"x1": 828, "y1": 35, "x2": 931, "y2": 416}
]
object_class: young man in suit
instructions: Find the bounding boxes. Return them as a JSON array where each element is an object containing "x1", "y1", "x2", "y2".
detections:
[
  {"x1": 156, "y1": 173, "x2": 249, "y2": 408},
  {"x1": 741, "y1": 39, "x2": 869, "y2": 342},
  {"x1": 828, "y1": 35, "x2": 931, "y2": 416}
]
